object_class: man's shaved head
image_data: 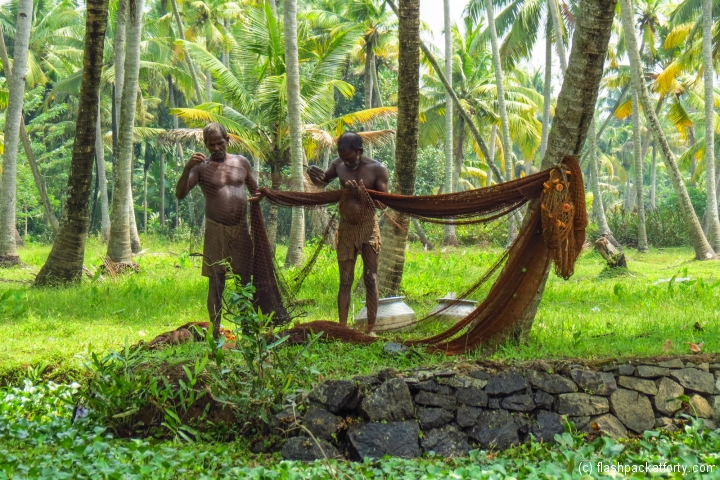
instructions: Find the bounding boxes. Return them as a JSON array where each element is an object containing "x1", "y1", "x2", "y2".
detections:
[{"x1": 337, "y1": 132, "x2": 363, "y2": 151}]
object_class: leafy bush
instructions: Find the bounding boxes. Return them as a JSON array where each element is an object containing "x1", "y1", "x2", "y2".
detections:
[{"x1": 607, "y1": 206, "x2": 693, "y2": 248}]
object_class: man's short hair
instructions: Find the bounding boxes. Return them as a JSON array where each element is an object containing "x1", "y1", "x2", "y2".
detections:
[
  {"x1": 203, "y1": 122, "x2": 228, "y2": 141},
  {"x1": 337, "y1": 132, "x2": 363, "y2": 151}
]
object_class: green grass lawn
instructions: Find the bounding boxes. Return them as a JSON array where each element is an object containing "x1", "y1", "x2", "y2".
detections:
[{"x1": 1, "y1": 235, "x2": 719, "y2": 382}]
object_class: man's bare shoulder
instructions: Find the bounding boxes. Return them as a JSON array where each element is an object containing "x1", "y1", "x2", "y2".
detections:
[{"x1": 367, "y1": 158, "x2": 388, "y2": 172}]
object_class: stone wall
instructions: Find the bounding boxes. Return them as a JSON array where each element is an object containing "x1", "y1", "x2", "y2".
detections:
[{"x1": 278, "y1": 355, "x2": 720, "y2": 461}]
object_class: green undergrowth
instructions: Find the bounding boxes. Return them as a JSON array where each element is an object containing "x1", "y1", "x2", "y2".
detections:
[
  {"x1": 2, "y1": 236, "x2": 720, "y2": 383},
  {"x1": 1, "y1": 380, "x2": 719, "y2": 479}
]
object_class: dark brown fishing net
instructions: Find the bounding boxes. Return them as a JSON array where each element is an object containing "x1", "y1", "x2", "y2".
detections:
[
  {"x1": 192, "y1": 155, "x2": 585, "y2": 354},
  {"x1": 264, "y1": 156, "x2": 585, "y2": 353}
]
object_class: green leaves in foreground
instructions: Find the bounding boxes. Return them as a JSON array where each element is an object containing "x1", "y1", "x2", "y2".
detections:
[{"x1": 2, "y1": 380, "x2": 720, "y2": 479}]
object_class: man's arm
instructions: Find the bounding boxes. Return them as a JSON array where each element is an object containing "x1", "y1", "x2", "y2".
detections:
[
  {"x1": 240, "y1": 156, "x2": 258, "y2": 196},
  {"x1": 374, "y1": 164, "x2": 390, "y2": 193},
  {"x1": 176, "y1": 153, "x2": 204, "y2": 199},
  {"x1": 307, "y1": 159, "x2": 340, "y2": 187}
]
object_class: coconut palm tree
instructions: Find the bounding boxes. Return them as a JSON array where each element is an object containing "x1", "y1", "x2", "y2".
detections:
[
  {"x1": 107, "y1": 0, "x2": 145, "y2": 266},
  {"x1": 701, "y1": 0, "x2": 720, "y2": 250},
  {"x1": 376, "y1": 0, "x2": 419, "y2": 296},
  {"x1": 35, "y1": 0, "x2": 109, "y2": 284},
  {"x1": 284, "y1": 0, "x2": 305, "y2": 267},
  {"x1": 442, "y1": 0, "x2": 456, "y2": 246},
  {"x1": 619, "y1": 0, "x2": 716, "y2": 259},
  {"x1": 0, "y1": 0, "x2": 33, "y2": 266},
  {"x1": 485, "y1": 0, "x2": 517, "y2": 242}
]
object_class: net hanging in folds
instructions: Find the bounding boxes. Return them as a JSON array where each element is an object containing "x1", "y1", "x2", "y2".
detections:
[{"x1": 236, "y1": 155, "x2": 587, "y2": 355}]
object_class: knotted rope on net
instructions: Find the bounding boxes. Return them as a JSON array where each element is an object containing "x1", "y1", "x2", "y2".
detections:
[{"x1": 246, "y1": 156, "x2": 586, "y2": 354}]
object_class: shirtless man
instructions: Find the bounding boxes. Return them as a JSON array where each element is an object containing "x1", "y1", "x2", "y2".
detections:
[
  {"x1": 175, "y1": 123, "x2": 258, "y2": 339},
  {"x1": 307, "y1": 132, "x2": 389, "y2": 333}
]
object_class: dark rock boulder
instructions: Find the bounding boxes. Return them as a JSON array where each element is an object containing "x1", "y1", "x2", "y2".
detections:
[
  {"x1": 530, "y1": 410, "x2": 564, "y2": 443},
  {"x1": 421, "y1": 424, "x2": 471, "y2": 457},
  {"x1": 302, "y1": 408, "x2": 342, "y2": 442},
  {"x1": 414, "y1": 391, "x2": 457, "y2": 410},
  {"x1": 359, "y1": 378, "x2": 414, "y2": 421},
  {"x1": 348, "y1": 421, "x2": 421, "y2": 460},
  {"x1": 417, "y1": 407, "x2": 454, "y2": 430},
  {"x1": 485, "y1": 372, "x2": 528, "y2": 396},
  {"x1": 308, "y1": 380, "x2": 356, "y2": 413}
]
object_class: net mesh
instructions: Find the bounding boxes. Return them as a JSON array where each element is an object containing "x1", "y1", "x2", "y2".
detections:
[{"x1": 193, "y1": 155, "x2": 586, "y2": 354}]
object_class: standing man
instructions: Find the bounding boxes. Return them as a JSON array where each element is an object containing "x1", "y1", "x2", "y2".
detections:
[
  {"x1": 176, "y1": 123, "x2": 258, "y2": 339},
  {"x1": 307, "y1": 132, "x2": 389, "y2": 333}
]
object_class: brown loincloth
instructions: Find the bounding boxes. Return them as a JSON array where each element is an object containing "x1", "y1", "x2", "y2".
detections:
[
  {"x1": 202, "y1": 218, "x2": 252, "y2": 282},
  {"x1": 336, "y1": 214, "x2": 381, "y2": 262}
]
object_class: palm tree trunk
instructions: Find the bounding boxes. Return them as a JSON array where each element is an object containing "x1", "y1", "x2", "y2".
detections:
[
  {"x1": 487, "y1": 124, "x2": 496, "y2": 186},
  {"x1": 619, "y1": 0, "x2": 715, "y2": 259},
  {"x1": 537, "y1": 20, "x2": 552, "y2": 169},
  {"x1": 107, "y1": 0, "x2": 145, "y2": 265},
  {"x1": 454, "y1": 116, "x2": 465, "y2": 191},
  {"x1": 443, "y1": 0, "x2": 457, "y2": 246},
  {"x1": 128, "y1": 156, "x2": 141, "y2": 252},
  {"x1": 484, "y1": 0, "x2": 517, "y2": 244},
  {"x1": 589, "y1": 118, "x2": 611, "y2": 235},
  {"x1": 143, "y1": 164, "x2": 148, "y2": 234},
  {"x1": 0, "y1": 27, "x2": 60, "y2": 235},
  {"x1": 631, "y1": 88, "x2": 648, "y2": 251},
  {"x1": 283, "y1": 0, "x2": 305, "y2": 267},
  {"x1": 223, "y1": 19, "x2": 230, "y2": 68},
  {"x1": 513, "y1": 0, "x2": 618, "y2": 338},
  {"x1": 703, "y1": 0, "x2": 720, "y2": 251},
  {"x1": 364, "y1": 41, "x2": 375, "y2": 110},
  {"x1": 206, "y1": 69, "x2": 212, "y2": 102},
  {"x1": 650, "y1": 142, "x2": 657, "y2": 210},
  {"x1": 159, "y1": 153, "x2": 166, "y2": 229},
  {"x1": 170, "y1": 0, "x2": 202, "y2": 104},
  {"x1": 0, "y1": 0, "x2": 33, "y2": 266},
  {"x1": 113, "y1": 0, "x2": 126, "y2": 153},
  {"x1": 548, "y1": 0, "x2": 568, "y2": 74},
  {"x1": 96, "y1": 107, "x2": 111, "y2": 241},
  {"x1": 378, "y1": 0, "x2": 420, "y2": 295},
  {"x1": 268, "y1": 0, "x2": 277, "y2": 16},
  {"x1": 35, "y1": 0, "x2": 109, "y2": 284}
]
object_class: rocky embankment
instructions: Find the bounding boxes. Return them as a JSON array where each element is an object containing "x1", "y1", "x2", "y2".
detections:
[{"x1": 276, "y1": 355, "x2": 720, "y2": 461}]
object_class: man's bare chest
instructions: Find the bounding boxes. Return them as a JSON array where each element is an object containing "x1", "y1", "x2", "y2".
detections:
[
  {"x1": 199, "y1": 161, "x2": 246, "y2": 188},
  {"x1": 337, "y1": 167, "x2": 379, "y2": 190}
]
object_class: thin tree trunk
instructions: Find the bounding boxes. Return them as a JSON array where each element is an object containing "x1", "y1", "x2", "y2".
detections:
[
  {"x1": 107, "y1": 0, "x2": 145, "y2": 265},
  {"x1": 580, "y1": 83, "x2": 630, "y2": 166},
  {"x1": 35, "y1": 0, "x2": 109, "y2": 283},
  {"x1": 650, "y1": 142, "x2": 657, "y2": 210},
  {"x1": 372, "y1": 60, "x2": 383, "y2": 108},
  {"x1": 143, "y1": 163, "x2": 148, "y2": 234},
  {"x1": 548, "y1": 0, "x2": 568, "y2": 75},
  {"x1": 364, "y1": 41, "x2": 374, "y2": 110},
  {"x1": 484, "y1": 0, "x2": 517, "y2": 244},
  {"x1": 454, "y1": 116, "x2": 465, "y2": 191},
  {"x1": 514, "y1": 0, "x2": 618, "y2": 338},
  {"x1": 0, "y1": 0, "x2": 33, "y2": 265},
  {"x1": 113, "y1": 0, "x2": 126, "y2": 157},
  {"x1": 159, "y1": 153, "x2": 166, "y2": 229},
  {"x1": 0, "y1": 28, "x2": 59, "y2": 234},
  {"x1": 284, "y1": 0, "x2": 305, "y2": 267},
  {"x1": 443, "y1": 0, "x2": 457, "y2": 246},
  {"x1": 206, "y1": 69, "x2": 212, "y2": 102},
  {"x1": 631, "y1": 88, "x2": 648, "y2": 251},
  {"x1": 128, "y1": 155, "x2": 141, "y2": 252},
  {"x1": 537, "y1": 21, "x2": 552, "y2": 170},
  {"x1": 96, "y1": 107, "x2": 111, "y2": 241},
  {"x1": 589, "y1": 118, "x2": 611, "y2": 235},
  {"x1": 487, "y1": 124, "x2": 496, "y2": 186},
  {"x1": 223, "y1": 19, "x2": 230, "y2": 68},
  {"x1": 703, "y1": 0, "x2": 720, "y2": 250},
  {"x1": 619, "y1": 0, "x2": 715, "y2": 259},
  {"x1": 170, "y1": 0, "x2": 202, "y2": 103},
  {"x1": 412, "y1": 218, "x2": 433, "y2": 250},
  {"x1": 378, "y1": 0, "x2": 420, "y2": 296},
  {"x1": 268, "y1": 0, "x2": 277, "y2": 16}
]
